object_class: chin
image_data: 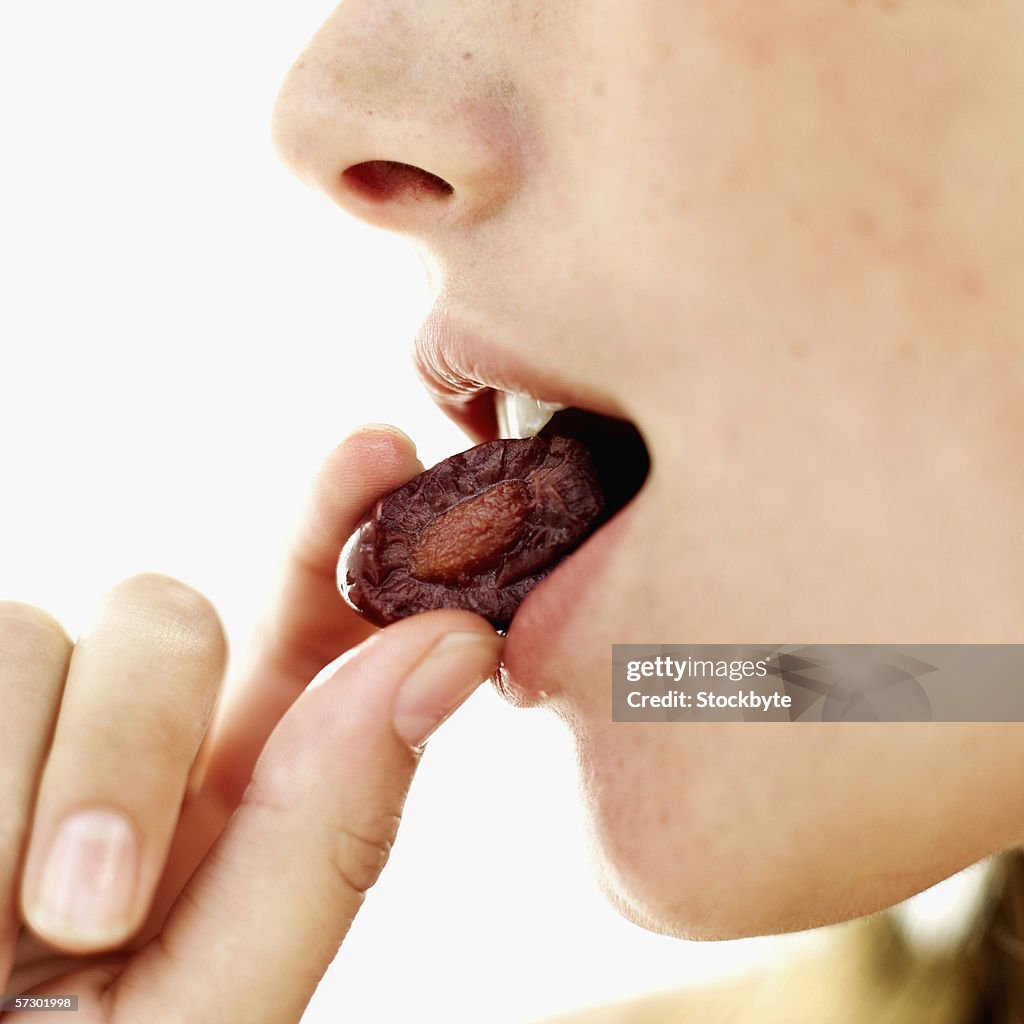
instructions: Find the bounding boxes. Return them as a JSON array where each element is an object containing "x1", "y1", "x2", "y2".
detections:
[
  {"x1": 585, "y1": 806, "x2": 871, "y2": 941},
  {"x1": 569, "y1": 723, "x2": 942, "y2": 942}
]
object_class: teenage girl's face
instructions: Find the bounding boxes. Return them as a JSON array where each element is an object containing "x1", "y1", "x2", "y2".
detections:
[{"x1": 273, "y1": 1, "x2": 1024, "y2": 937}]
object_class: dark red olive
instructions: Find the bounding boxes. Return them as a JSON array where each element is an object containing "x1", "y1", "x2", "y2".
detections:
[{"x1": 340, "y1": 435, "x2": 604, "y2": 629}]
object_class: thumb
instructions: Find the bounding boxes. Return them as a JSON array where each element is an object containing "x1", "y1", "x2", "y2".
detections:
[{"x1": 111, "y1": 611, "x2": 502, "y2": 1024}]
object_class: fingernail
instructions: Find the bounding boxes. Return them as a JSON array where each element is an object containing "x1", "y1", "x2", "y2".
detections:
[
  {"x1": 393, "y1": 632, "x2": 503, "y2": 748},
  {"x1": 30, "y1": 808, "x2": 139, "y2": 945}
]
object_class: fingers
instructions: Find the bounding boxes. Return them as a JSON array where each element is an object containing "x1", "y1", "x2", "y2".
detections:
[
  {"x1": 18, "y1": 574, "x2": 227, "y2": 954},
  {"x1": 113, "y1": 610, "x2": 502, "y2": 1024},
  {"x1": 0, "y1": 604, "x2": 72, "y2": 987},
  {"x1": 197, "y1": 424, "x2": 424, "y2": 811}
]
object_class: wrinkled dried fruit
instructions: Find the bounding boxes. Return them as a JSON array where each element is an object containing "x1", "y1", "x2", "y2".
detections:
[{"x1": 340, "y1": 435, "x2": 604, "y2": 629}]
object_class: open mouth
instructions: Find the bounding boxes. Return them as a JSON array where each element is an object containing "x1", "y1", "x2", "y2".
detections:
[
  {"x1": 401, "y1": 310, "x2": 653, "y2": 699},
  {"x1": 411, "y1": 310, "x2": 653, "y2": 566},
  {"x1": 327, "y1": 308, "x2": 655, "y2": 667},
  {"x1": 492, "y1": 393, "x2": 652, "y2": 703},
  {"x1": 495, "y1": 393, "x2": 650, "y2": 530}
]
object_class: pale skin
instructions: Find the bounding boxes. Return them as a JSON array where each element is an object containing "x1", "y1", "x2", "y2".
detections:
[{"x1": 4, "y1": 0, "x2": 1024, "y2": 1020}]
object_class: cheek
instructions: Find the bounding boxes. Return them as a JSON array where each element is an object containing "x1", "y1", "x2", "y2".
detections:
[
  {"x1": 559, "y1": 1, "x2": 1020, "y2": 370},
  {"x1": 572, "y1": 721, "x2": 1024, "y2": 939}
]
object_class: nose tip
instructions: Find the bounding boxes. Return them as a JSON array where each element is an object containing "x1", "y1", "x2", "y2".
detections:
[{"x1": 271, "y1": 6, "x2": 525, "y2": 237}]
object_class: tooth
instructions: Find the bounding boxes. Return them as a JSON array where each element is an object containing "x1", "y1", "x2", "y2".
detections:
[{"x1": 497, "y1": 392, "x2": 567, "y2": 438}]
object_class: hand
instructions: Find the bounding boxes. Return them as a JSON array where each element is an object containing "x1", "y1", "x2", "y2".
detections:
[{"x1": 0, "y1": 426, "x2": 503, "y2": 1023}]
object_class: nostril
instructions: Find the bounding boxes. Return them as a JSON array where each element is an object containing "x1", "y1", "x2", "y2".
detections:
[{"x1": 342, "y1": 160, "x2": 455, "y2": 202}]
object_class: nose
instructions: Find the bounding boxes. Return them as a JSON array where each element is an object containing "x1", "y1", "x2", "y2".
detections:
[{"x1": 271, "y1": 0, "x2": 526, "y2": 238}]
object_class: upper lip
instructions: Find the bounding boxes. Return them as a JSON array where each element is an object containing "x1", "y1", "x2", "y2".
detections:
[{"x1": 413, "y1": 300, "x2": 631, "y2": 443}]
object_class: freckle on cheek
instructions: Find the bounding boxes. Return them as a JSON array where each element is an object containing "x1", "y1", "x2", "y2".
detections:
[
  {"x1": 959, "y1": 267, "x2": 987, "y2": 301},
  {"x1": 851, "y1": 208, "x2": 878, "y2": 239}
]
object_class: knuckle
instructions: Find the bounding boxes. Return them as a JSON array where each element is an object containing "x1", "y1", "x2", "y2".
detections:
[
  {"x1": 106, "y1": 573, "x2": 227, "y2": 661},
  {"x1": 0, "y1": 601, "x2": 72, "y2": 661},
  {"x1": 243, "y1": 766, "x2": 399, "y2": 899},
  {"x1": 331, "y1": 815, "x2": 400, "y2": 897}
]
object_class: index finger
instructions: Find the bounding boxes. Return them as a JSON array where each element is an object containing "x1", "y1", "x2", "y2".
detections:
[{"x1": 197, "y1": 424, "x2": 423, "y2": 811}]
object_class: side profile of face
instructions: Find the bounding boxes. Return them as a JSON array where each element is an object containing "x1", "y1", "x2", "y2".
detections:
[{"x1": 273, "y1": 0, "x2": 1024, "y2": 939}]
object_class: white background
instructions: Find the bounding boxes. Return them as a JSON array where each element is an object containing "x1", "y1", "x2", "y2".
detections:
[{"x1": 0, "y1": 2, "x2": 973, "y2": 1020}]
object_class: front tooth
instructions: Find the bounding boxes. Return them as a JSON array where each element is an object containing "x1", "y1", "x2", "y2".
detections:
[{"x1": 497, "y1": 392, "x2": 567, "y2": 438}]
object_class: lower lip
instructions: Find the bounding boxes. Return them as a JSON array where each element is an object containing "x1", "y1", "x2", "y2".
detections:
[{"x1": 500, "y1": 496, "x2": 641, "y2": 707}]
